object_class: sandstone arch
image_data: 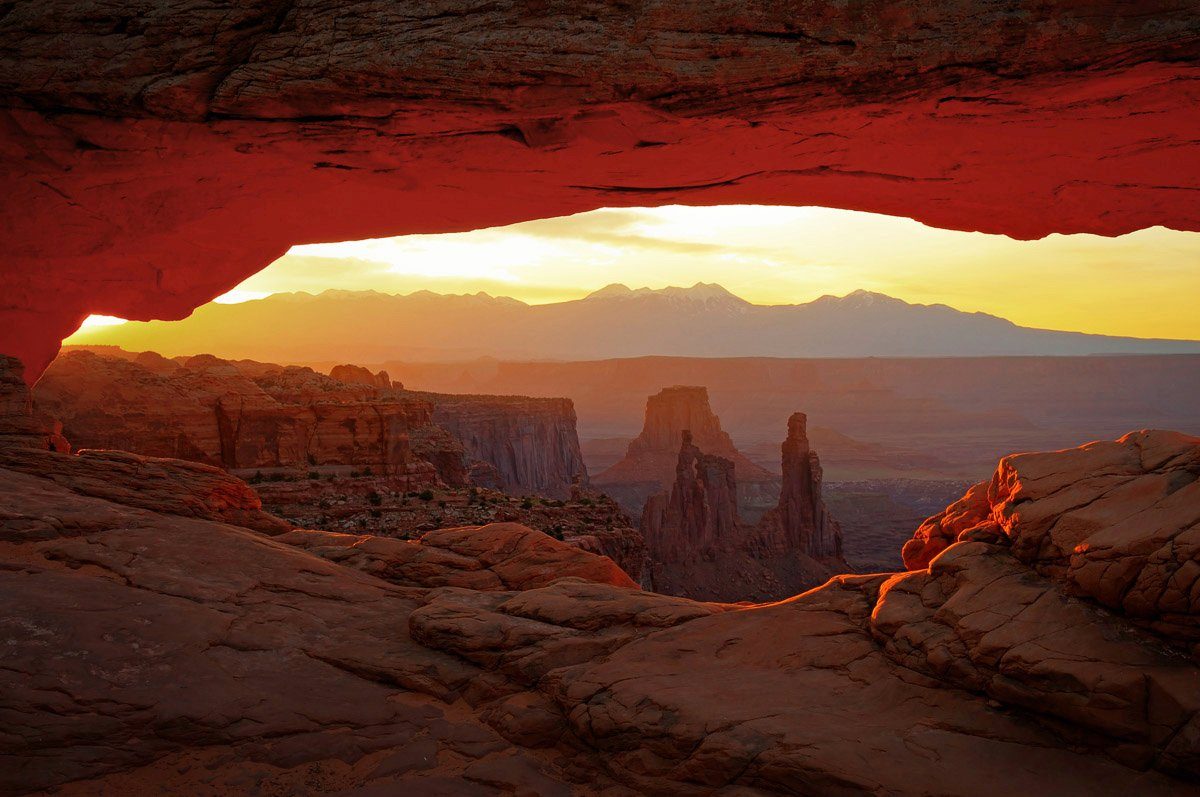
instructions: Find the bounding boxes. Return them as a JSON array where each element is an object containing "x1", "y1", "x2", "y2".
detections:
[{"x1": 2, "y1": 0, "x2": 1198, "y2": 377}]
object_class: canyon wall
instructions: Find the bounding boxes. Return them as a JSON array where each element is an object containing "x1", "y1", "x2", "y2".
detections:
[
  {"x1": 641, "y1": 413, "x2": 846, "y2": 601},
  {"x1": 33, "y1": 351, "x2": 449, "y2": 487},
  {"x1": 420, "y1": 393, "x2": 589, "y2": 500},
  {"x1": 33, "y1": 350, "x2": 586, "y2": 497}
]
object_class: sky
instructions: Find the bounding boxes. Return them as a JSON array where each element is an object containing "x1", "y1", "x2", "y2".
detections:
[{"x1": 71, "y1": 205, "x2": 1200, "y2": 341}]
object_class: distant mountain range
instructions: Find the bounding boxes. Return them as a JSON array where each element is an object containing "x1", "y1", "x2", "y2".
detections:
[{"x1": 76, "y1": 283, "x2": 1200, "y2": 362}]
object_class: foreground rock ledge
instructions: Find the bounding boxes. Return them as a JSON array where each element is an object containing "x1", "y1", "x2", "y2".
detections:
[{"x1": 1, "y1": 427, "x2": 1198, "y2": 794}]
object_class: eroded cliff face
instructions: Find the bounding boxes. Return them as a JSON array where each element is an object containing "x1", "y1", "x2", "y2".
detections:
[
  {"x1": 421, "y1": 393, "x2": 589, "y2": 500},
  {"x1": 33, "y1": 350, "x2": 589, "y2": 497},
  {"x1": 640, "y1": 430, "x2": 740, "y2": 565},
  {"x1": 2, "y1": 2, "x2": 1198, "y2": 378},
  {"x1": 33, "y1": 350, "x2": 451, "y2": 486}
]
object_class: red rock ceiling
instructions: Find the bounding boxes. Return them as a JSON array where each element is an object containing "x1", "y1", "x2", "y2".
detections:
[{"x1": 1, "y1": 1, "x2": 1198, "y2": 379}]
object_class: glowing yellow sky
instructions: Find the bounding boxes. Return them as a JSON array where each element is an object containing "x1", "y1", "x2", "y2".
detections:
[{"x1": 71, "y1": 205, "x2": 1200, "y2": 341}]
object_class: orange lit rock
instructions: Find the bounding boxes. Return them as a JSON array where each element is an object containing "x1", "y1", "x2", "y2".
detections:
[
  {"x1": 278, "y1": 522, "x2": 638, "y2": 592},
  {"x1": 901, "y1": 429, "x2": 1200, "y2": 658},
  {"x1": 330, "y1": 364, "x2": 396, "y2": 389}
]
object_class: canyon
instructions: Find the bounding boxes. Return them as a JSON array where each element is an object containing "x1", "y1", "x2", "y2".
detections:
[
  {"x1": 391, "y1": 354, "x2": 1200, "y2": 481},
  {"x1": 2, "y1": 3, "x2": 1199, "y2": 794},
  {"x1": 1, "y1": 353, "x2": 1197, "y2": 794}
]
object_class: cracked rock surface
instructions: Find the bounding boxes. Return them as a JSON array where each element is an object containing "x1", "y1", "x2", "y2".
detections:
[
  {"x1": 2, "y1": 420, "x2": 1199, "y2": 793},
  {"x1": 902, "y1": 430, "x2": 1200, "y2": 658}
]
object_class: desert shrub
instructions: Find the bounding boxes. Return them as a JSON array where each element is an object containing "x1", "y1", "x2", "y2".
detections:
[
  {"x1": 419, "y1": 489, "x2": 435, "y2": 502},
  {"x1": 248, "y1": 471, "x2": 264, "y2": 484},
  {"x1": 521, "y1": 497, "x2": 534, "y2": 510},
  {"x1": 367, "y1": 490, "x2": 382, "y2": 506},
  {"x1": 308, "y1": 471, "x2": 320, "y2": 480}
]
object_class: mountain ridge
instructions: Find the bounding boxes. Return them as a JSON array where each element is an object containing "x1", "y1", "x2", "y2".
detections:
[{"x1": 75, "y1": 284, "x2": 1200, "y2": 362}]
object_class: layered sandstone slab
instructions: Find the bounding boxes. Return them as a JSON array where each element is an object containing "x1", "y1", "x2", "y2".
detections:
[
  {"x1": 902, "y1": 429, "x2": 1200, "y2": 657},
  {"x1": 278, "y1": 523, "x2": 637, "y2": 593}
]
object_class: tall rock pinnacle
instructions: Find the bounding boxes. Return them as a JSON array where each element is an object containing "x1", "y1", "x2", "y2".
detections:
[{"x1": 773, "y1": 412, "x2": 843, "y2": 560}]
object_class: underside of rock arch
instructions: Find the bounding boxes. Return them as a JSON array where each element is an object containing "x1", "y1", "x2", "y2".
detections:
[{"x1": 2, "y1": 0, "x2": 1199, "y2": 378}]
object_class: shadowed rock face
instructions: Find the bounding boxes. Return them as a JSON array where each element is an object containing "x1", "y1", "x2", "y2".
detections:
[
  {"x1": 596, "y1": 385, "x2": 779, "y2": 518},
  {"x1": 641, "y1": 414, "x2": 846, "y2": 601},
  {"x1": 2, "y1": 2, "x2": 1199, "y2": 377},
  {"x1": 640, "y1": 430, "x2": 740, "y2": 565},
  {"x1": 418, "y1": 393, "x2": 590, "y2": 500},
  {"x1": 1, "y1": 428, "x2": 1198, "y2": 794},
  {"x1": 757, "y1": 411, "x2": 843, "y2": 560}
]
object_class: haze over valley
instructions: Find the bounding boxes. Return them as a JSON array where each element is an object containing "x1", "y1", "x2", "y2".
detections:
[{"x1": 70, "y1": 283, "x2": 1200, "y2": 362}]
